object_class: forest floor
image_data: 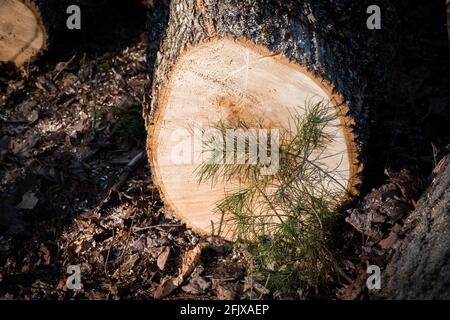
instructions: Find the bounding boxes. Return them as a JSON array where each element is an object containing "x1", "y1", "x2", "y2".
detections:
[
  {"x1": 0, "y1": 38, "x2": 261, "y2": 300},
  {"x1": 0, "y1": 36, "x2": 443, "y2": 300}
]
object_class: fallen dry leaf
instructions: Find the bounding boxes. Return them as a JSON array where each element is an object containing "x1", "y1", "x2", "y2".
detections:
[
  {"x1": 378, "y1": 231, "x2": 400, "y2": 250},
  {"x1": 11, "y1": 133, "x2": 39, "y2": 156},
  {"x1": 38, "y1": 244, "x2": 51, "y2": 265},
  {"x1": 180, "y1": 245, "x2": 202, "y2": 278},
  {"x1": 157, "y1": 247, "x2": 170, "y2": 271},
  {"x1": 153, "y1": 245, "x2": 203, "y2": 299},
  {"x1": 182, "y1": 276, "x2": 210, "y2": 295},
  {"x1": 16, "y1": 191, "x2": 39, "y2": 210},
  {"x1": 153, "y1": 277, "x2": 182, "y2": 299},
  {"x1": 216, "y1": 283, "x2": 241, "y2": 300}
]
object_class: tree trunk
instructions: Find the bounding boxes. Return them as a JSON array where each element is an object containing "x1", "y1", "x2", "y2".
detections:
[
  {"x1": 377, "y1": 152, "x2": 450, "y2": 299},
  {"x1": 145, "y1": 0, "x2": 405, "y2": 237}
]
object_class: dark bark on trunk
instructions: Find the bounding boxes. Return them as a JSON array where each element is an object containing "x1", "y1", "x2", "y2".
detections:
[{"x1": 378, "y1": 153, "x2": 450, "y2": 299}]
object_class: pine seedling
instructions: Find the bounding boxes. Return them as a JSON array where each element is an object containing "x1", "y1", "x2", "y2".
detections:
[{"x1": 196, "y1": 99, "x2": 350, "y2": 294}]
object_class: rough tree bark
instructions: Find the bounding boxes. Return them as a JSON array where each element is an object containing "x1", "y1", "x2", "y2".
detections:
[
  {"x1": 145, "y1": 0, "x2": 404, "y2": 236},
  {"x1": 376, "y1": 152, "x2": 450, "y2": 299}
]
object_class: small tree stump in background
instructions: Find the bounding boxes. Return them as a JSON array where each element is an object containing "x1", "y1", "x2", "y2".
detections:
[
  {"x1": 0, "y1": 0, "x2": 61, "y2": 66},
  {"x1": 0, "y1": 0, "x2": 149, "y2": 66}
]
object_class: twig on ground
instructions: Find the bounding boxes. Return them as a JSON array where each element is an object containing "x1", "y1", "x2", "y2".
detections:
[
  {"x1": 111, "y1": 151, "x2": 145, "y2": 193},
  {"x1": 97, "y1": 151, "x2": 145, "y2": 209},
  {"x1": 53, "y1": 54, "x2": 77, "y2": 81}
]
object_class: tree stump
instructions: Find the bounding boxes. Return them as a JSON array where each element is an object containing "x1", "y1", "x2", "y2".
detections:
[
  {"x1": 0, "y1": 0, "x2": 67, "y2": 66},
  {"x1": 0, "y1": 0, "x2": 149, "y2": 66},
  {"x1": 145, "y1": 0, "x2": 403, "y2": 237}
]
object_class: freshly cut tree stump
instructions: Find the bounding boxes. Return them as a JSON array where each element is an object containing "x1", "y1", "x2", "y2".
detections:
[
  {"x1": 0, "y1": 0, "x2": 149, "y2": 66},
  {"x1": 145, "y1": 0, "x2": 401, "y2": 238},
  {"x1": 0, "y1": 0, "x2": 65, "y2": 66}
]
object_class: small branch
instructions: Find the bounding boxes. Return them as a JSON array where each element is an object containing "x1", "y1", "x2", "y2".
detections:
[
  {"x1": 97, "y1": 151, "x2": 146, "y2": 210},
  {"x1": 111, "y1": 151, "x2": 146, "y2": 192},
  {"x1": 132, "y1": 224, "x2": 183, "y2": 233}
]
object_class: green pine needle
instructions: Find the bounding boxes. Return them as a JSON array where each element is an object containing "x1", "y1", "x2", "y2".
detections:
[{"x1": 196, "y1": 99, "x2": 350, "y2": 294}]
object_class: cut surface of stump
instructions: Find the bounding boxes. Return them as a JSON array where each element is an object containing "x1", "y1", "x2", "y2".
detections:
[
  {"x1": 150, "y1": 38, "x2": 359, "y2": 238},
  {"x1": 0, "y1": 0, "x2": 46, "y2": 66}
]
